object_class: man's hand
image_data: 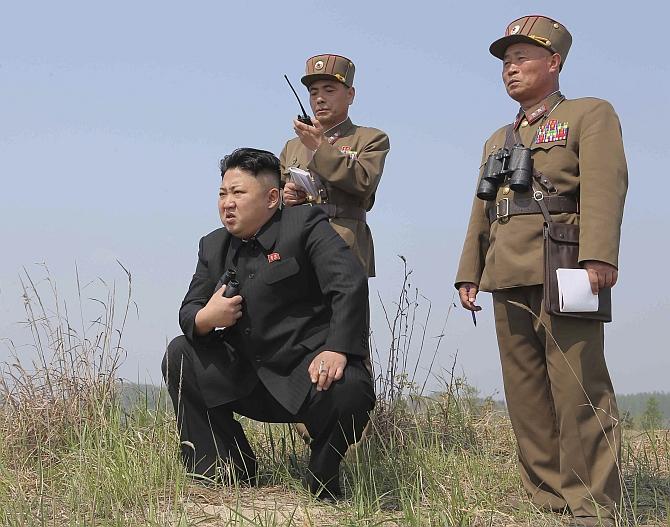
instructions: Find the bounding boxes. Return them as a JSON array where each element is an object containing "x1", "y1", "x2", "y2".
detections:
[
  {"x1": 293, "y1": 118, "x2": 325, "y2": 152},
  {"x1": 283, "y1": 181, "x2": 307, "y2": 207},
  {"x1": 308, "y1": 350, "x2": 347, "y2": 392},
  {"x1": 458, "y1": 282, "x2": 482, "y2": 312},
  {"x1": 582, "y1": 260, "x2": 618, "y2": 294},
  {"x1": 194, "y1": 285, "x2": 243, "y2": 336}
]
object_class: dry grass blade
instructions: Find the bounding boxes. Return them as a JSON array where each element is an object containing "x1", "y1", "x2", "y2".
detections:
[{"x1": 0, "y1": 263, "x2": 131, "y2": 465}]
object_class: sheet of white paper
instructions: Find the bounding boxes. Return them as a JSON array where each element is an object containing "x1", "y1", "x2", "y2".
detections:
[
  {"x1": 556, "y1": 268, "x2": 599, "y2": 312},
  {"x1": 288, "y1": 167, "x2": 319, "y2": 198}
]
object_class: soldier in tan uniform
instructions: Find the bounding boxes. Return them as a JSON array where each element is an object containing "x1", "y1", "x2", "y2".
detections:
[
  {"x1": 280, "y1": 54, "x2": 390, "y2": 277},
  {"x1": 281, "y1": 54, "x2": 389, "y2": 444},
  {"x1": 455, "y1": 16, "x2": 627, "y2": 526}
]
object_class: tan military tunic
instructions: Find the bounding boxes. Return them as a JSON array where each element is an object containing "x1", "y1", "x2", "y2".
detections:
[
  {"x1": 280, "y1": 117, "x2": 390, "y2": 277},
  {"x1": 455, "y1": 92, "x2": 628, "y2": 291},
  {"x1": 454, "y1": 92, "x2": 628, "y2": 518}
]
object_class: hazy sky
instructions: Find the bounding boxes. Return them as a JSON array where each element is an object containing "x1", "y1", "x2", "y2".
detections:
[{"x1": 1, "y1": 1, "x2": 667, "y2": 397}]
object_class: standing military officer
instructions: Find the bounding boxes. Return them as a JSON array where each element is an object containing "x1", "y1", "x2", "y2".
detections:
[
  {"x1": 280, "y1": 54, "x2": 390, "y2": 278},
  {"x1": 455, "y1": 16, "x2": 627, "y2": 526}
]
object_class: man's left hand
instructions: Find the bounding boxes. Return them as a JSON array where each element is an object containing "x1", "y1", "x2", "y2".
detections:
[
  {"x1": 583, "y1": 260, "x2": 619, "y2": 294},
  {"x1": 293, "y1": 118, "x2": 325, "y2": 151},
  {"x1": 308, "y1": 350, "x2": 347, "y2": 392},
  {"x1": 283, "y1": 181, "x2": 307, "y2": 206}
]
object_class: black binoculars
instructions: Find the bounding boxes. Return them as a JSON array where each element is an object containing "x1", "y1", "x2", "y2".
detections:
[
  {"x1": 216, "y1": 269, "x2": 240, "y2": 298},
  {"x1": 222, "y1": 279, "x2": 240, "y2": 298},
  {"x1": 476, "y1": 144, "x2": 533, "y2": 201}
]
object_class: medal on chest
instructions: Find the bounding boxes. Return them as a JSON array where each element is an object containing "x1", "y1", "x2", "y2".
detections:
[
  {"x1": 338, "y1": 145, "x2": 358, "y2": 160},
  {"x1": 535, "y1": 119, "x2": 569, "y2": 144}
]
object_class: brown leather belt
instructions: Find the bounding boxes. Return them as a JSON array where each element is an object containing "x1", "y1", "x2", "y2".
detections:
[
  {"x1": 487, "y1": 195, "x2": 578, "y2": 224},
  {"x1": 315, "y1": 203, "x2": 367, "y2": 222}
]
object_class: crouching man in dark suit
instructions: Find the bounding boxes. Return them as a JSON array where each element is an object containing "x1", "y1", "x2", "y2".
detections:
[{"x1": 162, "y1": 147, "x2": 374, "y2": 500}]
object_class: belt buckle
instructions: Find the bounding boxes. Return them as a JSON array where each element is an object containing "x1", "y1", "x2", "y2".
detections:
[{"x1": 496, "y1": 198, "x2": 510, "y2": 222}]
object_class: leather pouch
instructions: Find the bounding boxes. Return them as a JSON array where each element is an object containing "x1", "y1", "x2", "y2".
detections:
[{"x1": 543, "y1": 221, "x2": 612, "y2": 322}]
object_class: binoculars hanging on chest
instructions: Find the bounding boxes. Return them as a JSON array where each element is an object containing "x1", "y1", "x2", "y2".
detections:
[{"x1": 477, "y1": 144, "x2": 533, "y2": 201}]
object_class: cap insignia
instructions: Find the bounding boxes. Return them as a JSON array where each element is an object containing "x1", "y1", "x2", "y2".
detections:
[
  {"x1": 314, "y1": 60, "x2": 324, "y2": 70},
  {"x1": 510, "y1": 25, "x2": 521, "y2": 35},
  {"x1": 535, "y1": 119, "x2": 569, "y2": 144}
]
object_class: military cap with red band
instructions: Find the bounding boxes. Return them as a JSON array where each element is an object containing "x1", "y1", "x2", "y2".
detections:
[
  {"x1": 489, "y1": 15, "x2": 572, "y2": 67},
  {"x1": 301, "y1": 54, "x2": 356, "y2": 88}
]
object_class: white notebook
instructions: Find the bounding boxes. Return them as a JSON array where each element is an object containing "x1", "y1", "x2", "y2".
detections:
[
  {"x1": 288, "y1": 167, "x2": 320, "y2": 198},
  {"x1": 556, "y1": 268, "x2": 599, "y2": 312}
]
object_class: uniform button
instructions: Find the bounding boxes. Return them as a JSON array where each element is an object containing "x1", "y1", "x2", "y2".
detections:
[
  {"x1": 248, "y1": 273, "x2": 255, "y2": 279},
  {"x1": 255, "y1": 358, "x2": 261, "y2": 363},
  {"x1": 502, "y1": 186, "x2": 510, "y2": 195},
  {"x1": 521, "y1": 120, "x2": 528, "y2": 127},
  {"x1": 243, "y1": 328, "x2": 251, "y2": 335}
]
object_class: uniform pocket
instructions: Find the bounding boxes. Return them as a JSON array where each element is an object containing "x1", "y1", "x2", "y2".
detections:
[
  {"x1": 531, "y1": 139, "x2": 567, "y2": 151},
  {"x1": 263, "y1": 257, "x2": 300, "y2": 284}
]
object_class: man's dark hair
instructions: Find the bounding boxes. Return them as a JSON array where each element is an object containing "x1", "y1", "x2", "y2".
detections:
[{"x1": 219, "y1": 148, "x2": 281, "y2": 188}]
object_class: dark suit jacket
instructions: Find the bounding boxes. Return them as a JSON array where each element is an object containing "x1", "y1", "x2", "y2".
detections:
[{"x1": 178, "y1": 205, "x2": 369, "y2": 413}]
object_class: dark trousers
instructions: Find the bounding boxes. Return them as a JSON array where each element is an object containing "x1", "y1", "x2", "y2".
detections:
[{"x1": 162, "y1": 335, "x2": 375, "y2": 493}]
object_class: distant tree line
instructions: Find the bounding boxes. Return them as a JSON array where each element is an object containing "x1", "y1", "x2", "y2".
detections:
[
  {"x1": 616, "y1": 392, "x2": 670, "y2": 430},
  {"x1": 115, "y1": 382, "x2": 669, "y2": 429}
]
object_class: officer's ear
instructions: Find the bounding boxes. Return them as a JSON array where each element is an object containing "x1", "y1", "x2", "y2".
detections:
[
  {"x1": 548, "y1": 53, "x2": 561, "y2": 74},
  {"x1": 347, "y1": 86, "x2": 355, "y2": 106}
]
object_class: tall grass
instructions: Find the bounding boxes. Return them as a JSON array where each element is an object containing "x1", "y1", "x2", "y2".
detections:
[
  {"x1": 0, "y1": 262, "x2": 668, "y2": 526},
  {"x1": 0, "y1": 264, "x2": 186, "y2": 525}
]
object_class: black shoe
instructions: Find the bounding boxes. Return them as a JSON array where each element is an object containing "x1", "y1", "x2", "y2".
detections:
[{"x1": 307, "y1": 474, "x2": 343, "y2": 502}]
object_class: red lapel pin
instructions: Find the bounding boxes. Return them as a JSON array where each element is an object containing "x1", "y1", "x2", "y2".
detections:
[{"x1": 267, "y1": 252, "x2": 281, "y2": 263}]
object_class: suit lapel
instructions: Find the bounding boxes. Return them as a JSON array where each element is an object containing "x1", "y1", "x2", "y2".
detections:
[
  {"x1": 210, "y1": 229, "x2": 232, "y2": 278},
  {"x1": 255, "y1": 209, "x2": 281, "y2": 254}
]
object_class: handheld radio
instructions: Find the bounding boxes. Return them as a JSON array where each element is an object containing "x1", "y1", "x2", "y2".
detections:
[{"x1": 284, "y1": 74, "x2": 313, "y2": 126}]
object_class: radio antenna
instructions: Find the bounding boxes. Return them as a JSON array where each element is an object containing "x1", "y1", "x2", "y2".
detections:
[{"x1": 284, "y1": 74, "x2": 312, "y2": 125}]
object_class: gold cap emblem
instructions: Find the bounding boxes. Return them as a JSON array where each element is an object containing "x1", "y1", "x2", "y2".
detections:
[
  {"x1": 302, "y1": 54, "x2": 356, "y2": 88},
  {"x1": 510, "y1": 25, "x2": 520, "y2": 35}
]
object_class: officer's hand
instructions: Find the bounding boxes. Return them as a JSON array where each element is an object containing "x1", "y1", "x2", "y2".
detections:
[
  {"x1": 283, "y1": 181, "x2": 307, "y2": 206},
  {"x1": 583, "y1": 261, "x2": 618, "y2": 294},
  {"x1": 293, "y1": 118, "x2": 325, "y2": 151},
  {"x1": 308, "y1": 350, "x2": 347, "y2": 392},
  {"x1": 458, "y1": 282, "x2": 482, "y2": 312},
  {"x1": 194, "y1": 286, "x2": 243, "y2": 335}
]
